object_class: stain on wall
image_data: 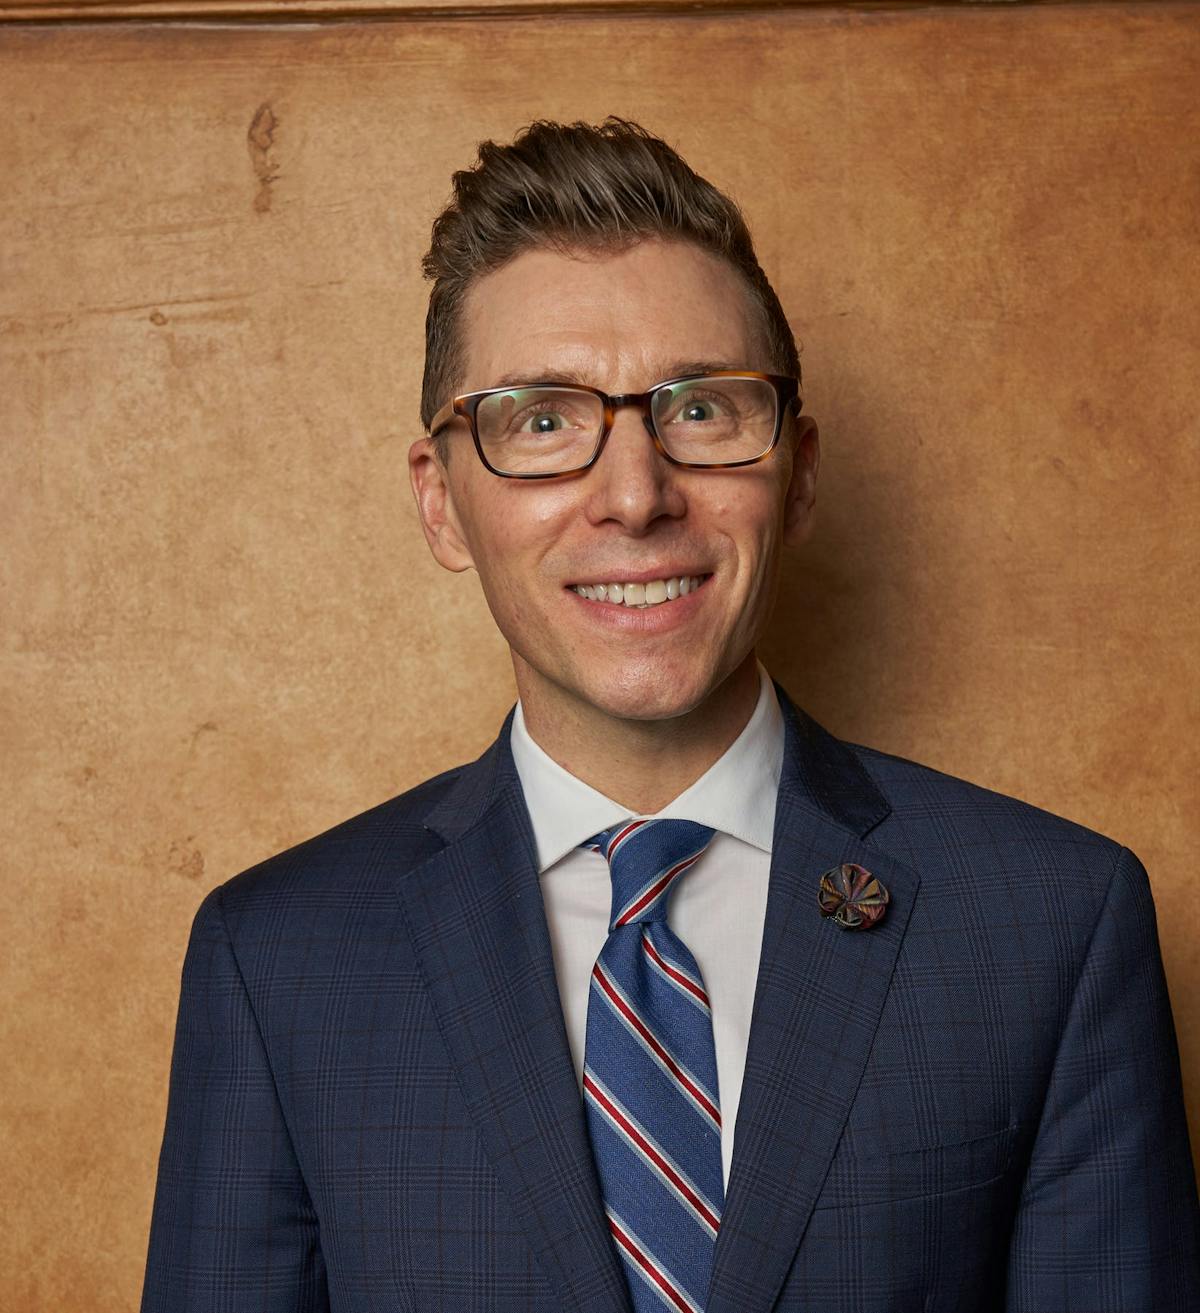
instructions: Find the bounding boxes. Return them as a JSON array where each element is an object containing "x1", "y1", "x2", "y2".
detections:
[
  {"x1": 246, "y1": 101, "x2": 280, "y2": 213},
  {"x1": 1, "y1": 5, "x2": 1197, "y2": 1308}
]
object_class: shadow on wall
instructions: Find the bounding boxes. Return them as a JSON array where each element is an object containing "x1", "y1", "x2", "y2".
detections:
[{"x1": 760, "y1": 397, "x2": 934, "y2": 745}]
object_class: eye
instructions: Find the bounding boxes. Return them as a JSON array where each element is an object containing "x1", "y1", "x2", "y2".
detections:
[
  {"x1": 521, "y1": 410, "x2": 569, "y2": 433},
  {"x1": 478, "y1": 387, "x2": 600, "y2": 452},
  {"x1": 662, "y1": 388, "x2": 735, "y2": 425},
  {"x1": 506, "y1": 397, "x2": 592, "y2": 436}
]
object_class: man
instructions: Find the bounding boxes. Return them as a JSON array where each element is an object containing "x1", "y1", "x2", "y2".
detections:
[{"x1": 141, "y1": 117, "x2": 1200, "y2": 1311}]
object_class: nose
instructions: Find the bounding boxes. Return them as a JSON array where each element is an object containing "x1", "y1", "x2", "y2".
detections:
[{"x1": 582, "y1": 403, "x2": 687, "y2": 535}]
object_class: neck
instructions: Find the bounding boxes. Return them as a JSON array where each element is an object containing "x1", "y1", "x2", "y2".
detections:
[{"x1": 514, "y1": 652, "x2": 762, "y2": 814}]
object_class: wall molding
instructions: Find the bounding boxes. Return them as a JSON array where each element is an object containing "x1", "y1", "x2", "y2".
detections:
[{"x1": 0, "y1": 0, "x2": 1142, "y2": 26}]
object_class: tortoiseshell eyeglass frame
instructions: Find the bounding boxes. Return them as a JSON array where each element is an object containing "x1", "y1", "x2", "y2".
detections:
[{"x1": 426, "y1": 370, "x2": 802, "y2": 479}]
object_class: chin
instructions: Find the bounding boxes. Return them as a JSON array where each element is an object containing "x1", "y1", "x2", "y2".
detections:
[{"x1": 572, "y1": 660, "x2": 720, "y2": 724}]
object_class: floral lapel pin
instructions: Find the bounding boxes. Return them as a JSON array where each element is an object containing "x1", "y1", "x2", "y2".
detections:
[{"x1": 818, "y1": 862, "x2": 890, "y2": 930}]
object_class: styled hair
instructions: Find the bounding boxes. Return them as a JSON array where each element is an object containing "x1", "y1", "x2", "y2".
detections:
[{"x1": 420, "y1": 116, "x2": 800, "y2": 460}]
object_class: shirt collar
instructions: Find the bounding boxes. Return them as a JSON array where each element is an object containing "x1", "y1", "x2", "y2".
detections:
[{"x1": 509, "y1": 661, "x2": 784, "y2": 874}]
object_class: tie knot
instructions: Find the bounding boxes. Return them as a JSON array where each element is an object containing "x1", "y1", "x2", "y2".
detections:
[{"x1": 582, "y1": 818, "x2": 716, "y2": 930}]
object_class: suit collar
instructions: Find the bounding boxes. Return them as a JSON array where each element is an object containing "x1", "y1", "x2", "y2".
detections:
[
  {"x1": 421, "y1": 702, "x2": 522, "y2": 844},
  {"x1": 421, "y1": 678, "x2": 891, "y2": 849},
  {"x1": 770, "y1": 678, "x2": 892, "y2": 838}
]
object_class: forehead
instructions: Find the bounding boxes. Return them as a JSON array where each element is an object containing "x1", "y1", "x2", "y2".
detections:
[{"x1": 459, "y1": 238, "x2": 765, "y2": 392}]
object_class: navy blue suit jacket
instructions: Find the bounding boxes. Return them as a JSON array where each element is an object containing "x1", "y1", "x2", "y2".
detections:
[{"x1": 142, "y1": 684, "x2": 1200, "y2": 1311}]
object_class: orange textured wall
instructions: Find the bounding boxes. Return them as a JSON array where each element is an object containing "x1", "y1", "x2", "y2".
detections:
[{"x1": 1, "y1": 4, "x2": 1197, "y2": 1307}]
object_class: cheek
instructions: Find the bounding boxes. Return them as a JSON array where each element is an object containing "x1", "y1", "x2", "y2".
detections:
[
  {"x1": 465, "y1": 487, "x2": 576, "y2": 598},
  {"x1": 704, "y1": 477, "x2": 785, "y2": 564}
]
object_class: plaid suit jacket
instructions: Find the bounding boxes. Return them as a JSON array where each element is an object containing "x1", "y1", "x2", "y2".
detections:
[{"x1": 141, "y1": 683, "x2": 1200, "y2": 1311}]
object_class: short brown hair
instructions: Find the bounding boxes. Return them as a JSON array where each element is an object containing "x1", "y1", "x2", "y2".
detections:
[{"x1": 420, "y1": 116, "x2": 800, "y2": 460}]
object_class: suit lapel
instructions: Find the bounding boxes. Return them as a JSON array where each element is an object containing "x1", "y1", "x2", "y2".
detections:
[
  {"x1": 396, "y1": 714, "x2": 632, "y2": 1313},
  {"x1": 706, "y1": 687, "x2": 921, "y2": 1313}
]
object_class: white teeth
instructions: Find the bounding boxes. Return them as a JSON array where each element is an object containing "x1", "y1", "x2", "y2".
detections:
[{"x1": 571, "y1": 575, "x2": 707, "y2": 608}]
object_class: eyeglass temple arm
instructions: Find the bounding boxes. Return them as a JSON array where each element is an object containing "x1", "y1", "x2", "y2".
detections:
[{"x1": 428, "y1": 399, "x2": 457, "y2": 437}]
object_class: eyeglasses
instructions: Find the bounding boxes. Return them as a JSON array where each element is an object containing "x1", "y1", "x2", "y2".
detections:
[{"x1": 427, "y1": 370, "x2": 801, "y2": 479}]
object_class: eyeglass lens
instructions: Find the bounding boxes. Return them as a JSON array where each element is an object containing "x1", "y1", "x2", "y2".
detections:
[{"x1": 474, "y1": 376, "x2": 780, "y2": 475}]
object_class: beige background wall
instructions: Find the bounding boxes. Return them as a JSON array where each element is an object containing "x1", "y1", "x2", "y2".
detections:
[{"x1": 2, "y1": 2, "x2": 1197, "y2": 1306}]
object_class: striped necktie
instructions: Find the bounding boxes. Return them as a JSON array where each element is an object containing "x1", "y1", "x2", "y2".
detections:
[{"x1": 580, "y1": 817, "x2": 723, "y2": 1313}]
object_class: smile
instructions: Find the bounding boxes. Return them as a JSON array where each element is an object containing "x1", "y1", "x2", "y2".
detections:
[{"x1": 567, "y1": 574, "x2": 711, "y2": 609}]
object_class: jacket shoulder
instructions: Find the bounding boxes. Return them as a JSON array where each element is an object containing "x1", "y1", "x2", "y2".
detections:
[
  {"x1": 847, "y1": 738, "x2": 1131, "y2": 891},
  {"x1": 210, "y1": 761, "x2": 465, "y2": 916}
]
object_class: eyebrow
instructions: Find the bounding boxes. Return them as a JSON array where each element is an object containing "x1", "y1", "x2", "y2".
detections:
[{"x1": 486, "y1": 360, "x2": 744, "y2": 391}]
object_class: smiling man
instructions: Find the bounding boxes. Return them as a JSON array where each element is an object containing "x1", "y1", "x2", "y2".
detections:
[{"x1": 142, "y1": 118, "x2": 1200, "y2": 1313}]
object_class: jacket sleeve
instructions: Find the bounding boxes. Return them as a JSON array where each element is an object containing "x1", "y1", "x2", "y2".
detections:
[
  {"x1": 140, "y1": 885, "x2": 329, "y2": 1313},
  {"x1": 1006, "y1": 845, "x2": 1200, "y2": 1309}
]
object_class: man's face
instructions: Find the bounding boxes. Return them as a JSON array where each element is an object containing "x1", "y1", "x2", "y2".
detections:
[{"x1": 409, "y1": 237, "x2": 819, "y2": 726}]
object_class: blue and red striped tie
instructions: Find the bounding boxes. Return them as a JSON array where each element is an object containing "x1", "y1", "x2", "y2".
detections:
[{"x1": 580, "y1": 818, "x2": 723, "y2": 1313}]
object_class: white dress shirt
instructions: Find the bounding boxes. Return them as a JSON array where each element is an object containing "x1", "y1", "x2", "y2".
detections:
[{"x1": 509, "y1": 661, "x2": 784, "y2": 1189}]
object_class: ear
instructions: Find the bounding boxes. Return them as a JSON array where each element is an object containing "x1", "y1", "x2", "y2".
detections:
[
  {"x1": 408, "y1": 436, "x2": 477, "y2": 572},
  {"x1": 782, "y1": 415, "x2": 820, "y2": 548}
]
